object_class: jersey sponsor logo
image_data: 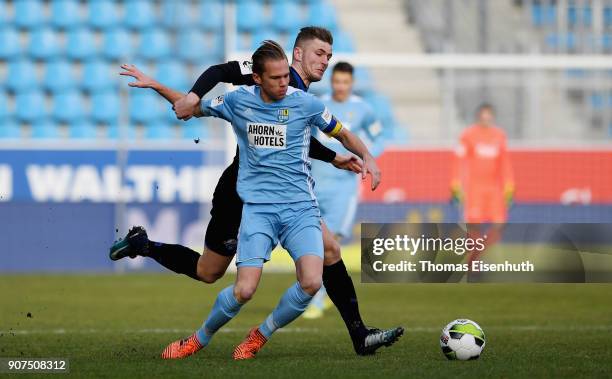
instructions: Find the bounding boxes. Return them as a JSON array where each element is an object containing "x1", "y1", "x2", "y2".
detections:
[
  {"x1": 247, "y1": 123, "x2": 286, "y2": 149},
  {"x1": 277, "y1": 108, "x2": 290, "y2": 122},
  {"x1": 475, "y1": 143, "x2": 499, "y2": 158},
  {"x1": 211, "y1": 95, "x2": 224, "y2": 107},
  {"x1": 240, "y1": 61, "x2": 253, "y2": 75},
  {"x1": 321, "y1": 107, "x2": 332, "y2": 124}
]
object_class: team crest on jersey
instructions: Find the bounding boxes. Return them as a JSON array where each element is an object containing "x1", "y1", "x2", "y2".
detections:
[
  {"x1": 247, "y1": 123, "x2": 286, "y2": 149},
  {"x1": 277, "y1": 109, "x2": 290, "y2": 123}
]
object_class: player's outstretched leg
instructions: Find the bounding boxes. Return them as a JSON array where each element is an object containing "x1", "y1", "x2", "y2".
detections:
[
  {"x1": 321, "y1": 225, "x2": 404, "y2": 355},
  {"x1": 109, "y1": 226, "x2": 201, "y2": 280}
]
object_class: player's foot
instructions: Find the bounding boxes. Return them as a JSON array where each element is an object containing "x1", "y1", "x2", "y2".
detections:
[
  {"x1": 232, "y1": 327, "x2": 268, "y2": 360},
  {"x1": 161, "y1": 334, "x2": 203, "y2": 359},
  {"x1": 354, "y1": 326, "x2": 404, "y2": 356},
  {"x1": 109, "y1": 226, "x2": 149, "y2": 261},
  {"x1": 302, "y1": 304, "x2": 324, "y2": 319}
]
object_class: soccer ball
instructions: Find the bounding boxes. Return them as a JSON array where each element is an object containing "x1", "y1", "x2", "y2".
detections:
[{"x1": 440, "y1": 319, "x2": 486, "y2": 360}]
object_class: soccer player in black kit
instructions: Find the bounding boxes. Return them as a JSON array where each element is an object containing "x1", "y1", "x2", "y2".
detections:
[{"x1": 112, "y1": 26, "x2": 403, "y2": 356}]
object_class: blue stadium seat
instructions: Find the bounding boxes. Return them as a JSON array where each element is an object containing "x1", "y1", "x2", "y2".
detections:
[
  {"x1": 333, "y1": 31, "x2": 356, "y2": 53},
  {"x1": 531, "y1": 4, "x2": 556, "y2": 27},
  {"x1": 0, "y1": 27, "x2": 21, "y2": 59},
  {"x1": 144, "y1": 122, "x2": 174, "y2": 140},
  {"x1": 0, "y1": 91, "x2": 8, "y2": 120},
  {"x1": 198, "y1": 0, "x2": 224, "y2": 31},
  {"x1": 44, "y1": 60, "x2": 78, "y2": 93},
  {"x1": 91, "y1": 90, "x2": 120, "y2": 125},
  {"x1": 251, "y1": 29, "x2": 281, "y2": 50},
  {"x1": 308, "y1": 2, "x2": 338, "y2": 31},
  {"x1": 181, "y1": 119, "x2": 210, "y2": 141},
  {"x1": 82, "y1": 60, "x2": 115, "y2": 92},
  {"x1": 31, "y1": 122, "x2": 60, "y2": 139},
  {"x1": 66, "y1": 28, "x2": 97, "y2": 60},
  {"x1": 271, "y1": 2, "x2": 304, "y2": 33},
  {"x1": 568, "y1": 5, "x2": 593, "y2": 27},
  {"x1": 129, "y1": 92, "x2": 163, "y2": 124},
  {"x1": 14, "y1": 0, "x2": 45, "y2": 29},
  {"x1": 53, "y1": 90, "x2": 85, "y2": 123},
  {"x1": 177, "y1": 30, "x2": 223, "y2": 63},
  {"x1": 6, "y1": 59, "x2": 39, "y2": 92},
  {"x1": 123, "y1": 0, "x2": 157, "y2": 30},
  {"x1": 605, "y1": 7, "x2": 612, "y2": 28},
  {"x1": 107, "y1": 124, "x2": 137, "y2": 139},
  {"x1": 15, "y1": 90, "x2": 47, "y2": 123},
  {"x1": 0, "y1": 120, "x2": 22, "y2": 139},
  {"x1": 161, "y1": 1, "x2": 194, "y2": 30},
  {"x1": 545, "y1": 33, "x2": 577, "y2": 51},
  {"x1": 138, "y1": 29, "x2": 172, "y2": 60},
  {"x1": 237, "y1": 1, "x2": 266, "y2": 33},
  {"x1": 102, "y1": 28, "x2": 132, "y2": 61},
  {"x1": 156, "y1": 60, "x2": 189, "y2": 92},
  {"x1": 28, "y1": 28, "x2": 61, "y2": 60},
  {"x1": 51, "y1": 0, "x2": 82, "y2": 30},
  {"x1": 88, "y1": 0, "x2": 119, "y2": 30},
  {"x1": 589, "y1": 92, "x2": 605, "y2": 109},
  {"x1": 69, "y1": 122, "x2": 98, "y2": 139}
]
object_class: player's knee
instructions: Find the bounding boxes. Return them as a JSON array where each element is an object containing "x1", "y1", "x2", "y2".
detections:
[
  {"x1": 197, "y1": 265, "x2": 224, "y2": 284},
  {"x1": 323, "y1": 238, "x2": 341, "y2": 266},
  {"x1": 299, "y1": 276, "x2": 322, "y2": 296},
  {"x1": 234, "y1": 283, "x2": 257, "y2": 303}
]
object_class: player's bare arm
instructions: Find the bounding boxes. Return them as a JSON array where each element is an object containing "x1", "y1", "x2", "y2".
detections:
[
  {"x1": 119, "y1": 64, "x2": 184, "y2": 105},
  {"x1": 332, "y1": 127, "x2": 381, "y2": 190}
]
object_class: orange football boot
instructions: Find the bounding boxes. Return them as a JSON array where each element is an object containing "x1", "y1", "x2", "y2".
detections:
[
  {"x1": 232, "y1": 327, "x2": 268, "y2": 360},
  {"x1": 161, "y1": 334, "x2": 203, "y2": 359}
]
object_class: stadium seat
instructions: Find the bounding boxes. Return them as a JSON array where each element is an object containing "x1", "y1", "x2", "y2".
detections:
[
  {"x1": 123, "y1": 0, "x2": 157, "y2": 30},
  {"x1": 237, "y1": 1, "x2": 266, "y2": 33},
  {"x1": 197, "y1": 0, "x2": 224, "y2": 31},
  {"x1": 144, "y1": 122, "x2": 174, "y2": 140},
  {"x1": 15, "y1": 90, "x2": 47, "y2": 123},
  {"x1": 6, "y1": 59, "x2": 39, "y2": 92},
  {"x1": 333, "y1": 31, "x2": 356, "y2": 53},
  {"x1": 0, "y1": 120, "x2": 22, "y2": 139},
  {"x1": 44, "y1": 60, "x2": 79, "y2": 93},
  {"x1": 271, "y1": 2, "x2": 304, "y2": 33},
  {"x1": 102, "y1": 28, "x2": 132, "y2": 61},
  {"x1": 90, "y1": 90, "x2": 120, "y2": 125},
  {"x1": 545, "y1": 33, "x2": 577, "y2": 51},
  {"x1": 161, "y1": 1, "x2": 194, "y2": 30},
  {"x1": 66, "y1": 28, "x2": 97, "y2": 60},
  {"x1": 0, "y1": 27, "x2": 21, "y2": 59},
  {"x1": 181, "y1": 119, "x2": 209, "y2": 141},
  {"x1": 138, "y1": 29, "x2": 172, "y2": 60},
  {"x1": 82, "y1": 60, "x2": 114, "y2": 92},
  {"x1": 308, "y1": 2, "x2": 338, "y2": 31},
  {"x1": 251, "y1": 29, "x2": 281, "y2": 51},
  {"x1": 88, "y1": 0, "x2": 119, "y2": 30},
  {"x1": 14, "y1": 0, "x2": 45, "y2": 29},
  {"x1": 31, "y1": 121, "x2": 60, "y2": 139},
  {"x1": 156, "y1": 61, "x2": 189, "y2": 92},
  {"x1": 0, "y1": 92, "x2": 8, "y2": 121},
  {"x1": 568, "y1": 4, "x2": 592, "y2": 27},
  {"x1": 107, "y1": 124, "x2": 137, "y2": 139},
  {"x1": 605, "y1": 7, "x2": 612, "y2": 28},
  {"x1": 69, "y1": 122, "x2": 98, "y2": 139},
  {"x1": 28, "y1": 28, "x2": 61, "y2": 61},
  {"x1": 531, "y1": 3, "x2": 556, "y2": 27},
  {"x1": 177, "y1": 30, "x2": 223, "y2": 63},
  {"x1": 53, "y1": 90, "x2": 85, "y2": 123},
  {"x1": 129, "y1": 92, "x2": 163, "y2": 124},
  {"x1": 51, "y1": 0, "x2": 82, "y2": 30}
]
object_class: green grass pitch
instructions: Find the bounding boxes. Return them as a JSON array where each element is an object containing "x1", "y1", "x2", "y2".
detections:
[{"x1": 1, "y1": 273, "x2": 611, "y2": 378}]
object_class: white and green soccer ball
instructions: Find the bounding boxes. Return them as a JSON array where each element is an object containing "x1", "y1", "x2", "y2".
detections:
[{"x1": 440, "y1": 319, "x2": 486, "y2": 360}]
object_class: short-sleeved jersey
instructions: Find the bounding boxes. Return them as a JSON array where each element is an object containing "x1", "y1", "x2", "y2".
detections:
[
  {"x1": 311, "y1": 94, "x2": 384, "y2": 186},
  {"x1": 201, "y1": 85, "x2": 343, "y2": 204}
]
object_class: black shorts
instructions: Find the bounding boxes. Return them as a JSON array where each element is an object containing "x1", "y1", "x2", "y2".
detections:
[{"x1": 204, "y1": 157, "x2": 243, "y2": 257}]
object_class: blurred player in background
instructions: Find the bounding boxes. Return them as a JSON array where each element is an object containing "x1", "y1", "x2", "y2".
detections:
[
  {"x1": 304, "y1": 62, "x2": 385, "y2": 319},
  {"x1": 451, "y1": 103, "x2": 514, "y2": 269}
]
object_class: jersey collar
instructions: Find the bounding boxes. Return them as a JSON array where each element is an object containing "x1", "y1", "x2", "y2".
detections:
[{"x1": 290, "y1": 67, "x2": 309, "y2": 91}]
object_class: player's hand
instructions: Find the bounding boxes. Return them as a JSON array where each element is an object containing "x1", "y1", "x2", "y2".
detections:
[
  {"x1": 331, "y1": 154, "x2": 363, "y2": 174},
  {"x1": 119, "y1": 64, "x2": 157, "y2": 89},
  {"x1": 362, "y1": 154, "x2": 381, "y2": 191},
  {"x1": 173, "y1": 92, "x2": 200, "y2": 121}
]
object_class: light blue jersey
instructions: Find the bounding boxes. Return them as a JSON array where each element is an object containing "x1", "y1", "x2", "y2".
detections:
[
  {"x1": 311, "y1": 94, "x2": 384, "y2": 237},
  {"x1": 201, "y1": 86, "x2": 343, "y2": 205}
]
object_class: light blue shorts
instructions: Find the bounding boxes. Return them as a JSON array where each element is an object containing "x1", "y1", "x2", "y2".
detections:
[
  {"x1": 316, "y1": 190, "x2": 358, "y2": 238},
  {"x1": 236, "y1": 201, "x2": 323, "y2": 268}
]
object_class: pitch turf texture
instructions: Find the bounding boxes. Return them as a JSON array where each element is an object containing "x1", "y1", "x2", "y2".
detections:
[{"x1": 1, "y1": 274, "x2": 610, "y2": 378}]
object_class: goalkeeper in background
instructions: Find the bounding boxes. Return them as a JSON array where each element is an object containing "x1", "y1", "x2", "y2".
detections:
[{"x1": 305, "y1": 62, "x2": 385, "y2": 319}]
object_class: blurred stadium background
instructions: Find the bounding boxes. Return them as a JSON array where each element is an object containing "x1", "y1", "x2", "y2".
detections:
[{"x1": 0, "y1": 0, "x2": 611, "y2": 274}]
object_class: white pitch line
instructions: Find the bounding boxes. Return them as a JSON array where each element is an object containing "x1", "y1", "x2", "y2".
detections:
[{"x1": 1, "y1": 325, "x2": 611, "y2": 335}]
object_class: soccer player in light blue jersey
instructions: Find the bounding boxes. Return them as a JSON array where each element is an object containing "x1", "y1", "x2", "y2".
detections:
[
  {"x1": 304, "y1": 62, "x2": 386, "y2": 319},
  {"x1": 161, "y1": 41, "x2": 381, "y2": 360}
]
